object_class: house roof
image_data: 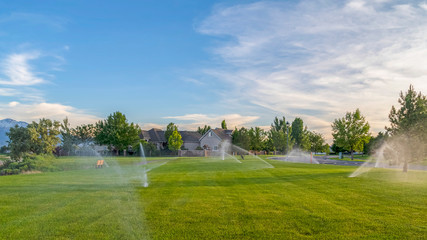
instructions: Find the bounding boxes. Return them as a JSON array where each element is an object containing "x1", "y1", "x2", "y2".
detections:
[
  {"x1": 200, "y1": 128, "x2": 232, "y2": 142},
  {"x1": 179, "y1": 131, "x2": 202, "y2": 142},
  {"x1": 141, "y1": 128, "x2": 166, "y2": 142}
]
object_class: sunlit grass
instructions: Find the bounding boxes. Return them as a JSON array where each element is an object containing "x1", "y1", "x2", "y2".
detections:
[{"x1": 0, "y1": 156, "x2": 426, "y2": 239}]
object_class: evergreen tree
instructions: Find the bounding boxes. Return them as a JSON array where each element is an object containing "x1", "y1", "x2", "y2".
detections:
[
  {"x1": 197, "y1": 125, "x2": 211, "y2": 135},
  {"x1": 291, "y1": 118, "x2": 310, "y2": 150},
  {"x1": 232, "y1": 127, "x2": 251, "y2": 150},
  {"x1": 386, "y1": 85, "x2": 426, "y2": 172},
  {"x1": 249, "y1": 127, "x2": 264, "y2": 151},
  {"x1": 61, "y1": 117, "x2": 75, "y2": 156},
  {"x1": 221, "y1": 120, "x2": 227, "y2": 130}
]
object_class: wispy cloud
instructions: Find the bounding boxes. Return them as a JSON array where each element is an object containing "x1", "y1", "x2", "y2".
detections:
[
  {"x1": 162, "y1": 113, "x2": 259, "y2": 130},
  {"x1": 198, "y1": 0, "x2": 427, "y2": 138},
  {"x1": 0, "y1": 88, "x2": 17, "y2": 96},
  {"x1": 0, "y1": 101, "x2": 100, "y2": 126},
  {"x1": 0, "y1": 51, "x2": 100, "y2": 126},
  {"x1": 0, "y1": 52, "x2": 46, "y2": 86},
  {"x1": 0, "y1": 12, "x2": 67, "y2": 30}
]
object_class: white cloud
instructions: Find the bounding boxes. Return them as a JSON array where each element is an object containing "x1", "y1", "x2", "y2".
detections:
[
  {"x1": 139, "y1": 123, "x2": 164, "y2": 130},
  {"x1": 162, "y1": 113, "x2": 259, "y2": 130},
  {"x1": 0, "y1": 52, "x2": 46, "y2": 86},
  {"x1": 198, "y1": 0, "x2": 427, "y2": 139},
  {"x1": 8, "y1": 101, "x2": 19, "y2": 107},
  {"x1": 0, "y1": 102, "x2": 100, "y2": 126},
  {"x1": 0, "y1": 88, "x2": 17, "y2": 96}
]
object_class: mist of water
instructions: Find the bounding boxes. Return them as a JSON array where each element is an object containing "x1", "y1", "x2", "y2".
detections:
[
  {"x1": 281, "y1": 149, "x2": 319, "y2": 164},
  {"x1": 139, "y1": 143, "x2": 149, "y2": 187},
  {"x1": 220, "y1": 140, "x2": 242, "y2": 163},
  {"x1": 349, "y1": 135, "x2": 427, "y2": 178},
  {"x1": 230, "y1": 144, "x2": 274, "y2": 168}
]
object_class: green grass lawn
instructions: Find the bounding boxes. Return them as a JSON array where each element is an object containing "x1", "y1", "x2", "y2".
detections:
[
  {"x1": 1, "y1": 156, "x2": 426, "y2": 239},
  {"x1": 329, "y1": 157, "x2": 366, "y2": 162}
]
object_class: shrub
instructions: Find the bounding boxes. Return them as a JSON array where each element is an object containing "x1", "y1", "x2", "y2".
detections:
[{"x1": 0, "y1": 153, "x2": 59, "y2": 175}]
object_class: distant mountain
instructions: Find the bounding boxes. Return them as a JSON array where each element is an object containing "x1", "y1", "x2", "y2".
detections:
[{"x1": 0, "y1": 118, "x2": 28, "y2": 146}]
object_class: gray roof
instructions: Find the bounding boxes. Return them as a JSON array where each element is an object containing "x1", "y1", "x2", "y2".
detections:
[
  {"x1": 199, "y1": 128, "x2": 232, "y2": 142},
  {"x1": 141, "y1": 128, "x2": 166, "y2": 143},
  {"x1": 212, "y1": 128, "x2": 232, "y2": 141},
  {"x1": 179, "y1": 131, "x2": 202, "y2": 142}
]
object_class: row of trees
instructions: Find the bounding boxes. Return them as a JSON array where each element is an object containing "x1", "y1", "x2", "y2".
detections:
[
  {"x1": 331, "y1": 85, "x2": 426, "y2": 171},
  {"x1": 230, "y1": 116, "x2": 329, "y2": 154},
  {"x1": 5, "y1": 85, "x2": 424, "y2": 172},
  {"x1": 7, "y1": 112, "x2": 146, "y2": 160}
]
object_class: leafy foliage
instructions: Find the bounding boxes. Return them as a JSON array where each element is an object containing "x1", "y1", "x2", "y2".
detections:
[
  {"x1": 364, "y1": 132, "x2": 388, "y2": 154},
  {"x1": 95, "y1": 112, "x2": 140, "y2": 154},
  {"x1": 60, "y1": 117, "x2": 75, "y2": 156},
  {"x1": 291, "y1": 118, "x2": 310, "y2": 150},
  {"x1": 232, "y1": 127, "x2": 251, "y2": 150},
  {"x1": 168, "y1": 130, "x2": 183, "y2": 151},
  {"x1": 0, "y1": 154, "x2": 58, "y2": 175},
  {"x1": 197, "y1": 125, "x2": 211, "y2": 135},
  {"x1": 331, "y1": 109, "x2": 370, "y2": 160},
  {"x1": 165, "y1": 122, "x2": 178, "y2": 146},
  {"x1": 7, "y1": 119, "x2": 61, "y2": 161},
  {"x1": 28, "y1": 118, "x2": 61, "y2": 155},
  {"x1": 74, "y1": 124, "x2": 96, "y2": 146},
  {"x1": 221, "y1": 120, "x2": 227, "y2": 130},
  {"x1": 6, "y1": 125, "x2": 32, "y2": 160},
  {"x1": 307, "y1": 131, "x2": 325, "y2": 153},
  {"x1": 385, "y1": 85, "x2": 426, "y2": 171},
  {"x1": 249, "y1": 127, "x2": 265, "y2": 151},
  {"x1": 269, "y1": 116, "x2": 293, "y2": 153}
]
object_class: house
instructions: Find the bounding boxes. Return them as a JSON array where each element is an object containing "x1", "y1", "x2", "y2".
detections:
[
  {"x1": 199, "y1": 128, "x2": 233, "y2": 151},
  {"x1": 179, "y1": 131, "x2": 202, "y2": 150},
  {"x1": 140, "y1": 128, "x2": 166, "y2": 150},
  {"x1": 140, "y1": 129, "x2": 202, "y2": 151}
]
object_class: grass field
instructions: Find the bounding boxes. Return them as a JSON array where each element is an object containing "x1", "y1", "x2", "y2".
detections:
[
  {"x1": 329, "y1": 157, "x2": 366, "y2": 162},
  {"x1": 1, "y1": 156, "x2": 426, "y2": 239}
]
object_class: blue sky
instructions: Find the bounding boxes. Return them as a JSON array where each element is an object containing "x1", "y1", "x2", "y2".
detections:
[{"x1": 0, "y1": 0, "x2": 426, "y2": 140}]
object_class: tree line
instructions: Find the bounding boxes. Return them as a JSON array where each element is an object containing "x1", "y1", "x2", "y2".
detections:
[
  {"x1": 6, "y1": 112, "x2": 146, "y2": 161},
  {"x1": 2, "y1": 85, "x2": 425, "y2": 174}
]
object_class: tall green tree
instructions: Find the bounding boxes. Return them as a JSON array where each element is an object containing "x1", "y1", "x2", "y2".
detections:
[
  {"x1": 331, "y1": 109, "x2": 371, "y2": 160},
  {"x1": 386, "y1": 85, "x2": 426, "y2": 172},
  {"x1": 165, "y1": 122, "x2": 178, "y2": 147},
  {"x1": 6, "y1": 125, "x2": 32, "y2": 160},
  {"x1": 268, "y1": 130, "x2": 285, "y2": 152},
  {"x1": 74, "y1": 124, "x2": 96, "y2": 147},
  {"x1": 29, "y1": 118, "x2": 61, "y2": 154},
  {"x1": 197, "y1": 125, "x2": 211, "y2": 135},
  {"x1": 269, "y1": 116, "x2": 293, "y2": 153},
  {"x1": 221, "y1": 120, "x2": 227, "y2": 130},
  {"x1": 364, "y1": 132, "x2": 388, "y2": 155},
  {"x1": 307, "y1": 131, "x2": 325, "y2": 153},
  {"x1": 249, "y1": 127, "x2": 264, "y2": 151},
  {"x1": 168, "y1": 130, "x2": 183, "y2": 152},
  {"x1": 61, "y1": 117, "x2": 75, "y2": 156},
  {"x1": 291, "y1": 118, "x2": 310, "y2": 150},
  {"x1": 95, "y1": 112, "x2": 141, "y2": 155},
  {"x1": 7, "y1": 119, "x2": 61, "y2": 160},
  {"x1": 232, "y1": 127, "x2": 251, "y2": 150}
]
